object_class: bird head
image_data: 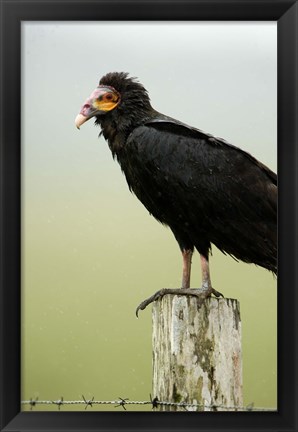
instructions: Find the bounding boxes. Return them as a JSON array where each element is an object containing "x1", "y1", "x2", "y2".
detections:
[
  {"x1": 75, "y1": 84, "x2": 121, "y2": 129},
  {"x1": 75, "y1": 72, "x2": 152, "y2": 130}
]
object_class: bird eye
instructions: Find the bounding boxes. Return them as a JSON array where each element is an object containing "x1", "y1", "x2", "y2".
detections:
[{"x1": 105, "y1": 93, "x2": 114, "y2": 101}]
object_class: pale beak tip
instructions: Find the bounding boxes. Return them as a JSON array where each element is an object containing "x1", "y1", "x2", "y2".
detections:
[{"x1": 75, "y1": 113, "x2": 88, "y2": 129}]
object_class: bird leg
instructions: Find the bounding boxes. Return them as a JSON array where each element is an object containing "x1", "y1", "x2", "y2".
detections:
[
  {"x1": 199, "y1": 254, "x2": 223, "y2": 298},
  {"x1": 135, "y1": 252, "x2": 223, "y2": 317},
  {"x1": 136, "y1": 249, "x2": 193, "y2": 317},
  {"x1": 181, "y1": 249, "x2": 193, "y2": 289}
]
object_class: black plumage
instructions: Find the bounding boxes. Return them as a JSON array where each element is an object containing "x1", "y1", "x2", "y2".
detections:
[{"x1": 75, "y1": 72, "x2": 277, "y2": 312}]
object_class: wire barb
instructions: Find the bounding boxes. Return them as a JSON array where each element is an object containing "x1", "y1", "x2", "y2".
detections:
[
  {"x1": 150, "y1": 394, "x2": 159, "y2": 409},
  {"x1": 29, "y1": 397, "x2": 38, "y2": 410},
  {"x1": 115, "y1": 397, "x2": 129, "y2": 410},
  {"x1": 82, "y1": 395, "x2": 94, "y2": 410},
  {"x1": 52, "y1": 396, "x2": 64, "y2": 410}
]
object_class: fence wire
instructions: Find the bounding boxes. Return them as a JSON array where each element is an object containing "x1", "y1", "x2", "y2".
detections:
[{"x1": 21, "y1": 396, "x2": 277, "y2": 412}]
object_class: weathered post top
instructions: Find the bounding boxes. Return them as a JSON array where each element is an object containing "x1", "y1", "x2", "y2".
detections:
[{"x1": 152, "y1": 295, "x2": 242, "y2": 411}]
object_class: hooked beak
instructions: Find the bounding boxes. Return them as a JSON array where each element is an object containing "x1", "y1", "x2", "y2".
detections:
[
  {"x1": 75, "y1": 86, "x2": 120, "y2": 129},
  {"x1": 75, "y1": 113, "x2": 89, "y2": 129}
]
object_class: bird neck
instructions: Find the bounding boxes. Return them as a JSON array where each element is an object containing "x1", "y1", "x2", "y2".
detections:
[{"x1": 98, "y1": 107, "x2": 157, "y2": 157}]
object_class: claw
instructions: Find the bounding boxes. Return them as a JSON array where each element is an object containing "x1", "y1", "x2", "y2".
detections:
[
  {"x1": 211, "y1": 288, "x2": 224, "y2": 298},
  {"x1": 136, "y1": 288, "x2": 169, "y2": 317}
]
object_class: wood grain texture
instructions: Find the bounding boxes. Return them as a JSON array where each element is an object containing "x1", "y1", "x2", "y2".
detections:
[{"x1": 152, "y1": 295, "x2": 242, "y2": 411}]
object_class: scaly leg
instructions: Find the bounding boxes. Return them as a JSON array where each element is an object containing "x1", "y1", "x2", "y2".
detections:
[
  {"x1": 199, "y1": 254, "x2": 223, "y2": 298},
  {"x1": 181, "y1": 249, "x2": 193, "y2": 289}
]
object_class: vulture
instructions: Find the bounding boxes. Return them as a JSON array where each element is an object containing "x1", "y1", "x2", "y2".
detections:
[{"x1": 75, "y1": 72, "x2": 277, "y2": 315}]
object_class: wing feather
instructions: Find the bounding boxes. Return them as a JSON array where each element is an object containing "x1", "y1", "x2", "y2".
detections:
[{"x1": 120, "y1": 119, "x2": 277, "y2": 271}]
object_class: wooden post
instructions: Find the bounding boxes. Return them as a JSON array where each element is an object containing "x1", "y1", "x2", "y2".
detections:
[{"x1": 152, "y1": 295, "x2": 242, "y2": 411}]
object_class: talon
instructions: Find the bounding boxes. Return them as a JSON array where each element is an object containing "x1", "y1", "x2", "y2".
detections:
[
  {"x1": 136, "y1": 288, "x2": 168, "y2": 317},
  {"x1": 211, "y1": 288, "x2": 224, "y2": 298}
]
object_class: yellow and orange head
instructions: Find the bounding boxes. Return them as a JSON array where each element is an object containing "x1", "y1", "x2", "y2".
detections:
[{"x1": 75, "y1": 85, "x2": 121, "y2": 129}]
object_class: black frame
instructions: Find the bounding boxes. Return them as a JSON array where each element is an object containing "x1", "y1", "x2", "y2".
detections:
[{"x1": 0, "y1": 1, "x2": 297, "y2": 431}]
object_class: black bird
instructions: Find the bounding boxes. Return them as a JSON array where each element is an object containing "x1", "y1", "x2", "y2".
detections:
[{"x1": 75, "y1": 72, "x2": 277, "y2": 315}]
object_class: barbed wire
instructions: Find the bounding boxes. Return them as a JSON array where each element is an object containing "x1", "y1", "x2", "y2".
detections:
[{"x1": 21, "y1": 396, "x2": 277, "y2": 412}]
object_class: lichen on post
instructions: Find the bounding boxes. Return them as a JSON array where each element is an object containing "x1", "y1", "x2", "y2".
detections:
[{"x1": 152, "y1": 295, "x2": 242, "y2": 411}]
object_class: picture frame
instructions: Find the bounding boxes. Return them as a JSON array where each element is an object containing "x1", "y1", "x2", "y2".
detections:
[{"x1": 0, "y1": 1, "x2": 297, "y2": 431}]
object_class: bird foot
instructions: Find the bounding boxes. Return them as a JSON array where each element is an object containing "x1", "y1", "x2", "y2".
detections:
[{"x1": 136, "y1": 287, "x2": 224, "y2": 317}]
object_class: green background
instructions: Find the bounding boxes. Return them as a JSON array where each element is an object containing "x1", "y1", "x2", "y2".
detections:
[{"x1": 22, "y1": 22, "x2": 277, "y2": 411}]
